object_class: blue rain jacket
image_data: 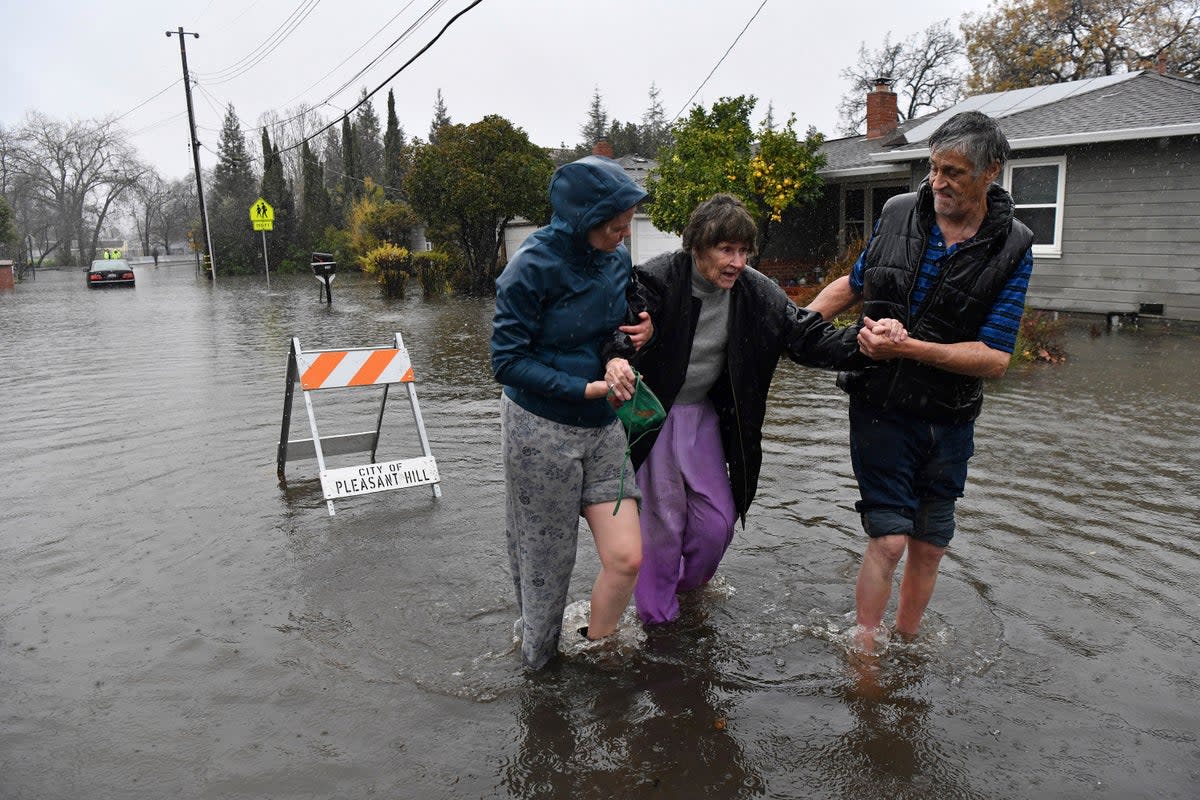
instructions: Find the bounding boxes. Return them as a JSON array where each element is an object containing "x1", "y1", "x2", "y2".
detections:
[{"x1": 492, "y1": 156, "x2": 648, "y2": 427}]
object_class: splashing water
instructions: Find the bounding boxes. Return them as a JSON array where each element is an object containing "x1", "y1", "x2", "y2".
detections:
[{"x1": 558, "y1": 600, "x2": 647, "y2": 664}]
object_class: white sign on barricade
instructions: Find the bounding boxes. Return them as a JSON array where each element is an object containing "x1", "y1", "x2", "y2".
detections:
[{"x1": 276, "y1": 332, "x2": 441, "y2": 516}]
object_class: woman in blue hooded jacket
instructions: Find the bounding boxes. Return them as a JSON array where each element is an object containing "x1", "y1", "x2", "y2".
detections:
[{"x1": 492, "y1": 155, "x2": 649, "y2": 669}]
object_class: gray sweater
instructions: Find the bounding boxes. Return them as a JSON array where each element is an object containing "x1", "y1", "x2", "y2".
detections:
[{"x1": 674, "y1": 267, "x2": 730, "y2": 405}]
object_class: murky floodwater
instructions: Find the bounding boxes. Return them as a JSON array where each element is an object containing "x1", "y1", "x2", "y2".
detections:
[{"x1": 1, "y1": 263, "x2": 1198, "y2": 799}]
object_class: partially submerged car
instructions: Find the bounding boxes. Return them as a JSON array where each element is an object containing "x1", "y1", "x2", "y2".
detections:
[{"x1": 87, "y1": 259, "x2": 135, "y2": 288}]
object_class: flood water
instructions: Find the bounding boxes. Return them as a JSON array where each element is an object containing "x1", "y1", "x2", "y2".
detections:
[{"x1": 1, "y1": 263, "x2": 1198, "y2": 799}]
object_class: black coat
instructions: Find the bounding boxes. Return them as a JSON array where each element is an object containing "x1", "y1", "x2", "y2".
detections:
[
  {"x1": 632, "y1": 250, "x2": 859, "y2": 523},
  {"x1": 837, "y1": 182, "x2": 1033, "y2": 423}
]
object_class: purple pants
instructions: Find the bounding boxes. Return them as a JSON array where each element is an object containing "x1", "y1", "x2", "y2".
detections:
[{"x1": 634, "y1": 401, "x2": 737, "y2": 624}]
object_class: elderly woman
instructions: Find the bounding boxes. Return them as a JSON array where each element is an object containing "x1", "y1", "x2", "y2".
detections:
[
  {"x1": 491, "y1": 155, "x2": 650, "y2": 669},
  {"x1": 630, "y1": 193, "x2": 859, "y2": 625}
]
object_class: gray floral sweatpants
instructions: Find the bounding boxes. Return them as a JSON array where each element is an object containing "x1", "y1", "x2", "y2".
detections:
[{"x1": 500, "y1": 394, "x2": 638, "y2": 669}]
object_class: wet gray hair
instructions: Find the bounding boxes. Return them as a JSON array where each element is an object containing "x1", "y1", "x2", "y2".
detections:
[
  {"x1": 928, "y1": 111, "x2": 1011, "y2": 175},
  {"x1": 681, "y1": 193, "x2": 758, "y2": 254}
]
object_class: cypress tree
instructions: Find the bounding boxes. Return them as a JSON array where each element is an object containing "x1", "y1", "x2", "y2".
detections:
[
  {"x1": 340, "y1": 115, "x2": 360, "y2": 213},
  {"x1": 383, "y1": 89, "x2": 407, "y2": 202},
  {"x1": 354, "y1": 88, "x2": 384, "y2": 188},
  {"x1": 299, "y1": 140, "x2": 332, "y2": 252}
]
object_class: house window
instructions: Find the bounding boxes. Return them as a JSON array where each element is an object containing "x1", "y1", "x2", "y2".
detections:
[
  {"x1": 841, "y1": 184, "x2": 908, "y2": 251},
  {"x1": 1003, "y1": 156, "x2": 1065, "y2": 257},
  {"x1": 843, "y1": 188, "x2": 866, "y2": 245}
]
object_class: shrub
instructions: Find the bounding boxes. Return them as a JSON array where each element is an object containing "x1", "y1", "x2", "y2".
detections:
[
  {"x1": 814, "y1": 234, "x2": 866, "y2": 326},
  {"x1": 1011, "y1": 307, "x2": 1067, "y2": 365},
  {"x1": 411, "y1": 250, "x2": 451, "y2": 297},
  {"x1": 361, "y1": 243, "x2": 411, "y2": 298}
]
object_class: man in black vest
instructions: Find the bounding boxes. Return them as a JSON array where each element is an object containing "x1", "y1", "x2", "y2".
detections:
[{"x1": 809, "y1": 111, "x2": 1034, "y2": 650}]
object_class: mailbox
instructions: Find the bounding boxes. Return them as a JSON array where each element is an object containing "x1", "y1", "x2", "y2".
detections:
[
  {"x1": 311, "y1": 252, "x2": 336, "y2": 304},
  {"x1": 311, "y1": 252, "x2": 336, "y2": 278}
]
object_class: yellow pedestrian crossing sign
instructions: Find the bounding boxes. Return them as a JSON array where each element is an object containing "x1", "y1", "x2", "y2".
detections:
[{"x1": 250, "y1": 197, "x2": 274, "y2": 231}]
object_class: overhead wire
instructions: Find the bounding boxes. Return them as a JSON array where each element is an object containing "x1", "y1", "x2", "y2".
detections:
[
  {"x1": 192, "y1": 0, "x2": 445, "y2": 146},
  {"x1": 112, "y1": 79, "x2": 183, "y2": 125},
  {"x1": 305, "y1": 0, "x2": 449, "y2": 109},
  {"x1": 197, "y1": 0, "x2": 323, "y2": 85},
  {"x1": 128, "y1": 111, "x2": 189, "y2": 137},
  {"x1": 275, "y1": 0, "x2": 429, "y2": 109},
  {"x1": 277, "y1": 0, "x2": 486, "y2": 155},
  {"x1": 670, "y1": 0, "x2": 771, "y2": 124},
  {"x1": 246, "y1": 0, "x2": 448, "y2": 143}
]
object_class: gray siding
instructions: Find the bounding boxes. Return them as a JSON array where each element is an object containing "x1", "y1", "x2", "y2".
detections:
[{"x1": 1027, "y1": 136, "x2": 1200, "y2": 321}]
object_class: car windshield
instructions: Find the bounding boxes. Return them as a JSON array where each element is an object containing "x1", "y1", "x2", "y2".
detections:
[{"x1": 91, "y1": 260, "x2": 129, "y2": 270}]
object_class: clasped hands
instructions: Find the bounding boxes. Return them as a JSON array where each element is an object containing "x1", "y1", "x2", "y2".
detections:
[
  {"x1": 857, "y1": 316, "x2": 910, "y2": 360},
  {"x1": 584, "y1": 312, "x2": 652, "y2": 404}
]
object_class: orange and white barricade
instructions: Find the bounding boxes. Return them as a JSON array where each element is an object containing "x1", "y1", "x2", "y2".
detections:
[{"x1": 277, "y1": 332, "x2": 440, "y2": 515}]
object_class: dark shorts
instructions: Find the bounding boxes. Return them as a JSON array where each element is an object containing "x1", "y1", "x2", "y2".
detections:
[{"x1": 848, "y1": 400, "x2": 975, "y2": 548}]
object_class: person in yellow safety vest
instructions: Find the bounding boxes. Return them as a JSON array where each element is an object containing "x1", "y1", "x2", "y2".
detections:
[
  {"x1": 113, "y1": 248, "x2": 122, "y2": 259},
  {"x1": 102, "y1": 249, "x2": 111, "y2": 259}
]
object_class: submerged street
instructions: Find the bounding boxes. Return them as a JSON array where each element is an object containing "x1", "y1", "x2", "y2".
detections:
[{"x1": 1, "y1": 264, "x2": 1198, "y2": 799}]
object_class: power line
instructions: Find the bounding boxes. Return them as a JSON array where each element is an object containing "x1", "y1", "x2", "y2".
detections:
[
  {"x1": 128, "y1": 111, "x2": 189, "y2": 137},
  {"x1": 670, "y1": 0, "x2": 771, "y2": 124},
  {"x1": 197, "y1": 0, "x2": 323, "y2": 84},
  {"x1": 233, "y1": 0, "x2": 446, "y2": 144},
  {"x1": 112, "y1": 80, "x2": 183, "y2": 125},
  {"x1": 275, "y1": 0, "x2": 430, "y2": 109},
  {"x1": 278, "y1": 0, "x2": 486, "y2": 155}
]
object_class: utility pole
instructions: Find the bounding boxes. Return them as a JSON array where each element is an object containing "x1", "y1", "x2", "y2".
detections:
[{"x1": 166, "y1": 27, "x2": 217, "y2": 285}]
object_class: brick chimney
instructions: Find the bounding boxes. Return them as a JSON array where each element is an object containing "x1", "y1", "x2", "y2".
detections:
[
  {"x1": 592, "y1": 136, "x2": 614, "y2": 158},
  {"x1": 1156, "y1": 52, "x2": 1168, "y2": 75},
  {"x1": 865, "y1": 77, "x2": 898, "y2": 140}
]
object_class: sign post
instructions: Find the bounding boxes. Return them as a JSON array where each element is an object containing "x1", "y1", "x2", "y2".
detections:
[
  {"x1": 250, "y1": 197, "x2": 275, "y2": 289},
  {"x1": 277, "y1": 332, "x2": 441, "y2": 516}
]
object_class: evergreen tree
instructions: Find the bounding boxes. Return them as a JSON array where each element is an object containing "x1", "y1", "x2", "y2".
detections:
[
  {"x1": 339, "y1": 114, "x2": 360, "y2": 215},
  {"x1": 429, "y1": 88, "x2": 451, "y2": 144},
  {"x1": 640, "y1": 82, "x2": 672, "y2": 157},
  {"x1": 259, "y1": 131, "x2": 295, "y2": 268},
  {"x1": 762, "y1": 101, "x2": 777, "y2": 132},
  {"x1": 208, "y1": 104, "x2": 258, "y2": 272},
  {"x1": 383, "y1": 89, "x2": 408, "y2": 201},
  {"x1": 299, "y1": 140, "x2": 333, "y2": 252},
  {"x1": 578, "y1": 87, "x2": 609, "y2": 148},
  {"x1": 606, "y1": 119, "x2": 642, "y2": 157},
  {"x1": 321, "y1": 126, "x2": 343, "y2": 198},
  {"x1": 354, "y1": 87, "x2": 384, "y2": 187}
]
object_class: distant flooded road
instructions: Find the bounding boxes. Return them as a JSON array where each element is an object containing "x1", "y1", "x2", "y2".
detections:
[{"x1": 2, "y1": 264, "x2": 1198, "y2": 799}]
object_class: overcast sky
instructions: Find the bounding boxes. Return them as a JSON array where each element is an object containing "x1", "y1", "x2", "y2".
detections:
[{"x1": 1, "y1": 0, "x2": 995, "y2": 180}]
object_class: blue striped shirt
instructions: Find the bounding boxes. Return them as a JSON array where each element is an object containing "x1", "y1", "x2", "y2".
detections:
[{"x1": 849, "y1": 222, "x2": 1033, "y2": 354}]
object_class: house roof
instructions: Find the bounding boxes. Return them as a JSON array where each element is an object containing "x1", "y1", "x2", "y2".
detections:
[
  {"x1": 821, "y1": 71, "x2": 1200, "y2": 176},
  {"x1": 615, "y1": 154, "x2": 656, "y2": 189}
]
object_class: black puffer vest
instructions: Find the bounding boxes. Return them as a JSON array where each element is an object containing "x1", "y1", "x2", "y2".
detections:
[{"x1": 837, "y1": 181, "x2": 1033, "y2": 423}]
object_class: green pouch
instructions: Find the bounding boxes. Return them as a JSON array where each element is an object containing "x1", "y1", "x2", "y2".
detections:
[{"x1": 610, "y1": 372, "x2": 666, "y2": 514}]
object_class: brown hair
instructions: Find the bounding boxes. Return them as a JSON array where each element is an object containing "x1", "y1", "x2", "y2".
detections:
[{"x1": 681, "y1": 193, "x2": 758, "y2": 254}]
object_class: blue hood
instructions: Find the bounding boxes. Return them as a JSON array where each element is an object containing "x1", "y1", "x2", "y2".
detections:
[{"x1": 546, "y1": 156, "x2": 648, "y2": 252}]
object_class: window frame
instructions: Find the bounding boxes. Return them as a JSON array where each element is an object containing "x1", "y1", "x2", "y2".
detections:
[
  {"x1": 839, "y1": 182, "x2": 909, "y2": 250},
  {"x1": 1002, "y1": 155, "x2": 1066, "y2": 258}
]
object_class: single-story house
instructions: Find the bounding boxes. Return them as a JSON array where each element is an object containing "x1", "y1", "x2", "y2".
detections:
[
  {"x1": 780, "y1": 69, "x2": 1200, "y2": 322},
  {"x1": 502, "y1": 141, "x2": 682, "y2": 267}
]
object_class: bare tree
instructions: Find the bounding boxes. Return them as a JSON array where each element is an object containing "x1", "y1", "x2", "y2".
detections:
[
  {"x1": 257, "y1": 104, "x2": 327, "y2": 201},
  {"x1": 965, "y1": 0, "x2": 1200, "y2": 91},
  {"x1": 837, "y1": 20, "x2": 967, "y2": 136},
  {"x1": 7, "y1": 112, "x2": 143, "y2": 265},
  {"x1": 123, "y1": 167, "x2": 166, "y2": 255},
  {"x1": 156, "y1": 177, "x2": 199, "y2": 254}
]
